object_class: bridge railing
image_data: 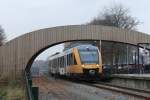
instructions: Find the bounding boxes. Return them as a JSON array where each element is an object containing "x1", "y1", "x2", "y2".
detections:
[{"x1": 25, "y1": 71, "x2": 38, "y2": 100}]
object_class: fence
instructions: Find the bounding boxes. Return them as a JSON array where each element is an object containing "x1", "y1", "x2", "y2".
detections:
[
  {"x1": 25, "y1": 71, "x2": 39, "y2": 100},
  {"x1": 103, "y1": 64, "x2": 150, "y2": 75}
]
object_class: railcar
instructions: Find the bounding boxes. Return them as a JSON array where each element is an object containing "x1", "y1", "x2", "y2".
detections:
[{"x1": 48, "y1": 44, "x2": 103, "y2": 80}]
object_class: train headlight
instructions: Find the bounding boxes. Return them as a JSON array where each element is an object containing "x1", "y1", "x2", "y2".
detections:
[
  {"x1": 89, "y1": 70, "x2": 95, "y2": 74},
  {"x1": 82, "y1": 65, "x2": 85, "y2": 67}
]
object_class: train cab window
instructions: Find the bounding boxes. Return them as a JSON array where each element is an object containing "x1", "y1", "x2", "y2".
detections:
[{"x1": 79, "y1": 50, "x2": 99, "y2": 64}]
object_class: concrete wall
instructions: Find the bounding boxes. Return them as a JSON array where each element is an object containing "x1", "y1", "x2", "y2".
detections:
[
  {"x1": 0, "y1": 25, "x2": 150, "y2": 78},
  {"x1": 110, "y1": 74, "x2": 150, "y2": 91}
]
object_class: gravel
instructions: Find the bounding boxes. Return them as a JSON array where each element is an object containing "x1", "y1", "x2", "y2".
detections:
[{"x1": 32, "y1": 76, "x2": 146, "y2": 100}]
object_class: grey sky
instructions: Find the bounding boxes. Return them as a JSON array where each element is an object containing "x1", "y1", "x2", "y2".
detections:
[
  {"x1": 0, "y1": 0, "x2": 150, "y2": 41},
  {"x1": 0, "y1": 0, "x2": 150, "y2": 60}
]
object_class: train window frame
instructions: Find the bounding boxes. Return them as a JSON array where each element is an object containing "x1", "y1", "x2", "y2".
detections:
[
  {"x1": 66, "y1": 53, "x2": 75, "y2": 66},
  {"x1": 79, "y1": 50, "x2": 99, "y2": 64},
  {"x1": 62, "y1": 56, "x2": 64, "y2": 68},
  {"x1": 68, "y1": 54, "x2": 71, "y2": 65}
]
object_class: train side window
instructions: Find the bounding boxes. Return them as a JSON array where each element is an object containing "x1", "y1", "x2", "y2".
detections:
[
  {"x1": 60, "y1": 57, "x2": 62, "y2": 68},
  {"x1": 67, "y1": 55, "x2": 69, "y2": 66},
  {"x1": 62, "y1": 57, "x2": 63, "y2": 67},
  {"x1": 55, "y1": 59, "x2": 57, "y2": 67},
  {"x1": 57, "y1": 58, "x2": 58, "y2": 67},
  {"x1": 58, "y1": 58, "x2": 60, "y2": 67},
  {"x1": 53, "y1": 59, "x2": 55, "y2": 67},
  {"x1": 71, "y1": 54, "x2": 73, "y2": 65},
  {"x1": 56, "y1": 59, "x2": 58, "y2": 66},
  {"x1": 67, "y1": 53, "x2": 76, "y2": 65},
  {"x1": 69, "y1": 54, "x2": 70, "y2": 66},
  {"x1": 61, "y1": 57, "x2": 64, "y2": 68},
  {"x1": 68, "y1": 54, "x2": 72, "y2": 66},
  {"x1": 58, "y1": 58, "x2": 59, "y2": 67},
  {"x1": 57, "y1": 58, "x2": 60, "y2": 67},
  {"x1": 66, "y1": 55, "x2": 68, "y2": 67},
  {"x1": 69, "y1": 54, "x2": 71, "y2": 66},
  {"x1": 56, "y1": 59, "x2": 57, "y2": 67},
  {"x1": 70, "y1": 54, "x2": 73, "y2": 65},
  {"x1": 73, "y1": 54, "x2": 77, "y2": 65},
  {"x1": 55, "y1": 59, "x2": 56, "y2": 67},
  {"x1": 74, "y1": 58, "x2": 77, "y2": 65},
  {"x1": 64, "y1": 56, "x2": 66, "y2": 67},
  {"x1": 50, "y1": 61, "x2": 52, "y2": 67},
  {"x1": 51, "y1": 61, "x2": 52, "y2": 67},
  {"x1": 59, "y1": 58, "x2": 60, "y2": 67},
  {"x1": 67, "y1": 54, "x2": 69, "y2": 66},
  {"x1": 49, "y1": 61, "x2": 50, "y2": 66},
  {"x1": 52, "y1": 60, "x2": 54, "y2": 67}
]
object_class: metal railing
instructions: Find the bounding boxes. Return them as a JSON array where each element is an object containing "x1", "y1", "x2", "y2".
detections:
[
  {"x1": 103, "y1": 64, "x2": 150, "y2": 75},
  {"x1": 25, "y1": 71, "x2": 39, "y2": 100},
  {"x1": 112, "y1": 64, "x2": 150, "y2": 74},
  {"x1": 25, "y1": 71, "x2": 34, "y2": 100}
]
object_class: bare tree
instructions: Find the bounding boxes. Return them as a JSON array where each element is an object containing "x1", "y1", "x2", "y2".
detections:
[
  {"x1": 0, "y1": 25, "x2": 5, "y2": 46},
  {"x1": 88, "y1": 4, "x2": 140, "y2": 30},
  {"x1": 88, "y1": 4, "x2": 141, "y2": 74}
]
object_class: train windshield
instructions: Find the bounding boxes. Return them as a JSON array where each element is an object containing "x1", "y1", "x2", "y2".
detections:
[{"x1": 79, "y1": 50, "x2": 99, "y2": 64}]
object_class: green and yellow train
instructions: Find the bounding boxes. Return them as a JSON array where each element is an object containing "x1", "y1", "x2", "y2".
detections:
[{"x1": 48, "y1": 44, "x2": 103, "y2": 81}]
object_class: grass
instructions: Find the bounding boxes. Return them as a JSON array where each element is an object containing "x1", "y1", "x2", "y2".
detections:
[
  {"x1": 0, "y1": 80, "x2": 25, "y2": 100},
  {"x1": 0, "y1": 89, "x2": 7, "y2": 100}
]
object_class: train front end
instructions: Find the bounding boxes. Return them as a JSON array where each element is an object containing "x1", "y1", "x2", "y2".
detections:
[{"x1": 77, "y1": 45, "x2": 102, "y2": 80}]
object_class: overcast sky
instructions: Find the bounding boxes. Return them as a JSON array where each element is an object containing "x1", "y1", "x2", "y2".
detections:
[
  {"x1": 0, "y1": 0, "x2": 150, "y2": 60},
  {"x1": 0, "y1": 0, "x2": 150, "y2": 41}
]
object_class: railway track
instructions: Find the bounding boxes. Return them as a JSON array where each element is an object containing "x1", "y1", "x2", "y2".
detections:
[
  {"x1": 79, "y1": 81, "x2": 150, "y2": 99},
  {"x1": 48, "y1": 76, "x2": 150, "y2": 99},
  {"x1": 34, "y1": 76, "x2": 150, "y2": 100}
]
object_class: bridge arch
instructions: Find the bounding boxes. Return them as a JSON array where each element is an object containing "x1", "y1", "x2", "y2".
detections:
[{"x1": 0, "y1": 25, "x2": 150, "y2": 78}]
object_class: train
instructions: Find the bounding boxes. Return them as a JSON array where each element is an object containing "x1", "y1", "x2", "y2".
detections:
[{"x1": 48, "y1": 44, "x2": 103, "y2": 81}]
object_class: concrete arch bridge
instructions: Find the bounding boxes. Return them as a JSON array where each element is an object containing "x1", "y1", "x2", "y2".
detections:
[{"x1": 0, "y1": 25, "x2": 150, "y2": 79}]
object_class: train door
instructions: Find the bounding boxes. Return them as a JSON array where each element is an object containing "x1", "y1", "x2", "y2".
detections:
[{"x1": 59, "y1": 57, "x2": 65, "y2": 75}]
